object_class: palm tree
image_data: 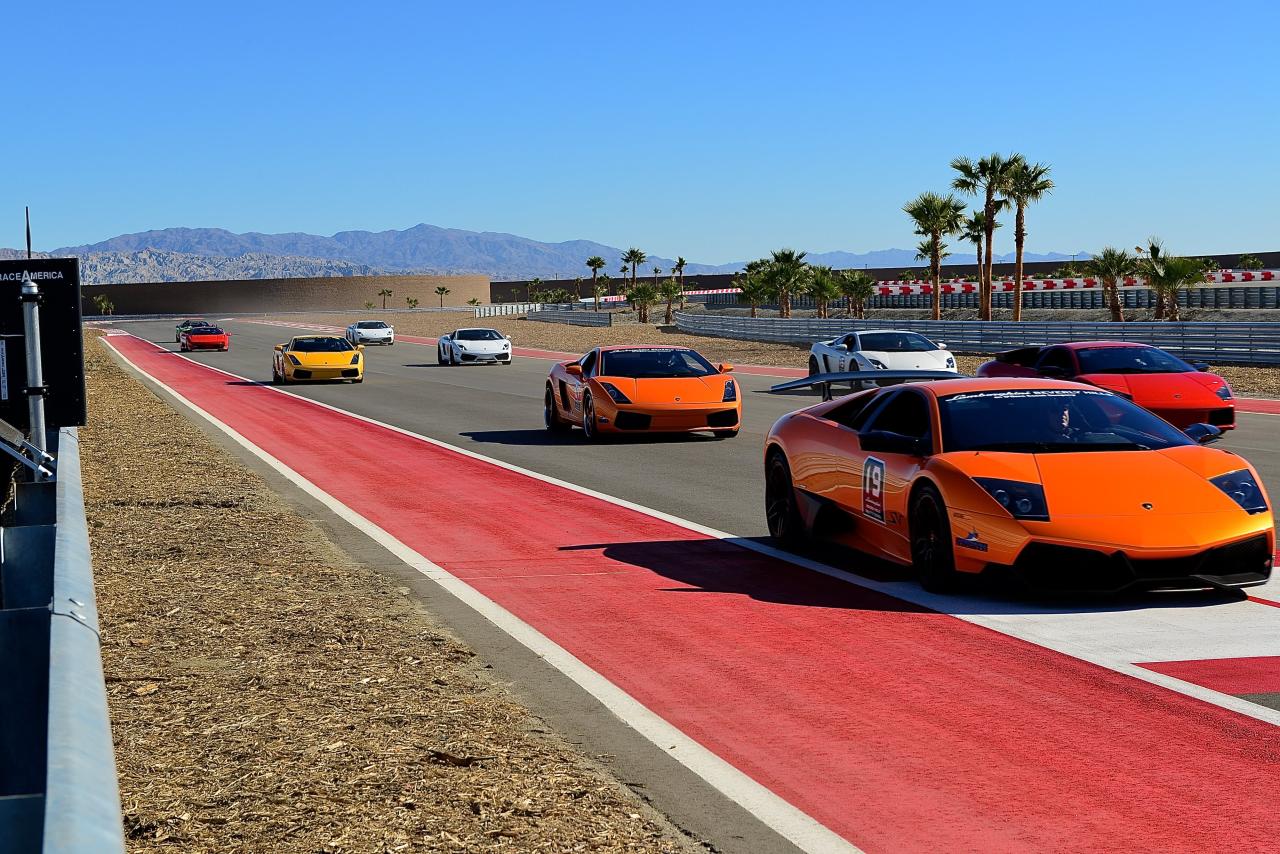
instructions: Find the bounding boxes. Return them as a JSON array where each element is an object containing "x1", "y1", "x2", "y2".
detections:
[
  {"x1": 903, "y1": 191, "x2": 967, "y2": 319},
  {"x1": 1088, "y1": 247, "x2": 1136, "y2": 322},
  {"x1": 622, "y1": 248, "x2": 647, "y2": 293},
  {"x1": 674, "y1": 256, "x2": 687, "y2": 289},
  {"x1": 839, "y1": 270, "x2": 876, "y2": 319},
  {"x1": 808, "y1": 265, "x2": 842, "y2": 319},
  {"x1": 659, "y1": 277, "x2": 682, "y2": 324},
  {"x1": 91, "y1": 294, "x2": 115, "y2": 315},
  {"x1": 364, "y1": 301, "x2": 375, "y2": 310},
  {"x1": 960, "y1": 211, "x2": 999, "y2": 307},
  {"x1": 466, "y1": 297, "x2": 481, "y2": 306},
  {"x1": 378, "y1": 287, "x2": 393, "y2": 309},
  {"x1": 593, "y1": 272, "x2": 610, "y2": 311},
  {"x1": 586, "y1": 255, "x2": 606, "y2": 299},
  {"x1": 618, "y1": 263, "x2": 630, "y2": 295},
  {"x1": 652, "y1": 265, "x2": 662, "y2": 284},
  {"x1": 406, "y1": 296, "x2": 420, "y2": 309},
  {"x1": 1004, "y1": 157, "x2": 1054, "y2": 321},
  {"x1": 629, "y1": 282, "x2": 659, "y2": 323},
  {"x1": 1139, "y1": 239, "x2": 1204, "y2": 321},
  {"x1": 528, "y1": 277, "x2": 545, "y2": 301},
  {"x1": 572, "y1": 276, "x2": 585, "y2": 301},
  {"x1": 1236, "y1": 253, "x2": 1265, "y2": 271},
  {"x1": 951, "y1": 153, "x2": 1017, "y2": 319},
  {"x1": 765, "y1": 249, "x2": 809, "y2": 318},
  {"x1": 736, "y1": 269, "x2": 771, "y2": 318},
  {"x1": 434, "y1": 286, "x2": 450, "y2": 307}
]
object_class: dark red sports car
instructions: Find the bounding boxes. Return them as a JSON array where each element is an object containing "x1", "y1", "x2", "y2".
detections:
[
  {"x1": 179, "y1": 325, "x2": 231, "y2": 352},
  {"x1": 977, "y1": 341, "x2": 1234, "y2": 429}
]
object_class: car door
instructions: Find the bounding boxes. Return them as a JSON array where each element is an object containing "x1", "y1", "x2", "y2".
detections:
[
  {"x1": 848, "y1": 388, "x2": 934, "y2": 562},
  {"x1": 562, "y1": 349, "x2": 596, "y2": 417}
]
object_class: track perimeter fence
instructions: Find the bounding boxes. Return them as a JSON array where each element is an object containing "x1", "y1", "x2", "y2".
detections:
[{"x1": 674, "y1": 312, "x2": 1280, "y2": 367}]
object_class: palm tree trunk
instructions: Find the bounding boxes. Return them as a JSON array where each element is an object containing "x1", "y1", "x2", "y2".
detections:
[
  {"x1": 930, "y1": 234, "x2": 942, "y2": 321},
  {"x1": 1168, "y1": 291, "x2": 1180, "y2": 322},
  {"x1": 1012, "y1": 205, "x2": 1026, "y2": 322},
  {"x1": 981, "y1": 194, "x2": 995, "y2": 321},
  {"x1": 1153, "y1": 289, "x2": 1166, "y2": 320},
  {"x1": 751, "y1": 302, "x2": 758, "y2": 319},
  {"x1": 1106, "y1": 277, "x2": 1124, "y2": 322}
]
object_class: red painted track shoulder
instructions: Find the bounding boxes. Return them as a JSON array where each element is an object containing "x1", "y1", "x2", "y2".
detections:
[{"x1": 108, "y1": 334, "x2": 1280, "y2": 853}]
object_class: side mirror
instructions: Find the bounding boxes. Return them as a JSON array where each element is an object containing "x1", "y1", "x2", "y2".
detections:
[
  {"x1": 1184, "y1": 423, "x2": 1222, "y2": 445},
  {"x1": 718, "y1": 363, "x2": 735, "y2": 373},
  {"x1": 1192, "y1": 362, "x2": 1211, "y2": 372},
  {"x1": 937, "y1": 342, "x2": 948, "y2": 350},
  {"x1": 505, "y1": 336, "x2": 512, "y2": 342},
  {"x1": 357, "y1": 344, "x2": 365, "y2": 351},
  {"x1": 274, "y1": 344, "x2": 285, "y2": 351},
  {"x1": 1039, "y1": 365, "x2": 1069, "y2": 379},
  {"x1": 859, "y1": 429, "x2": 929, "y2": 457},
  {"x1": 837, "y1": 343, "x2": 849, "y2": 352},
  {"x1": 565, "y1": 364, "x2": 583, "y2": 377}
]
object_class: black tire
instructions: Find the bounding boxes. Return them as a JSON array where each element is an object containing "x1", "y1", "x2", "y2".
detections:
[
  {"x1": 437, "y1": 346, "x2": 445, "y2": 365},
  {"x1": 910, "y1": 483, "x2": 959, "y2": 592},
  {"x1": 765, "y1": 452, "x2": 805, "y2": 547},
  {"x1": 808, "y1": 356, "x2": 820, "y2": 376},
  {"x1": 581, "y1": 394, "x2": 599, "y2": 441},
  {"x1": 545, "y1": 386, "x2": 571, "y2": 433}
]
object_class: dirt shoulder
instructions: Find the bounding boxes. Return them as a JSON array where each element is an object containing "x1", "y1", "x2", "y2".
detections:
[
  {"x1": 273, "y1": 311, "x2": 1280, "y2": 399},
  {"x1": 83, "y1": 334, "x2": 690, "y2": 853}
]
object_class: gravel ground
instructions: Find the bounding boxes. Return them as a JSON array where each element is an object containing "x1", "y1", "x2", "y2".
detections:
[
  {"x1": 277, "y1": 311, "x2": 1280, "y2": 399},
  {"x1": 82, "y1": 335, "x2": 691, "y2": 853}
]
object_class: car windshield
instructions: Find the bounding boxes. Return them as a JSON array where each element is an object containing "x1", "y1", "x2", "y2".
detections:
[
  {"x1": 939, "y1": 388, "x2": 1194, "y2": 453},
  {"x1": 858, "y1": 332, "x2": 936, "y2": 352},
  {"x1": 190, "y1": 327, "x2": 223, "y2": 335},
  {"x1": 290, "y1": 336, "x2": 353, "y2": 353},
  {"x1": 1075, "y1": 346, "x2": 1192, "y2": 374},
  {"x1": 355, "y1": 321, "x2": 388, "y2": 329},
  {"x1": 182, "y1": 319, "x2": 209, "y2": 327},
  {"x1": 601, "y1": 348, "x2": 717, "y2": 378},
  {"x1": 456, "y1": 329, "x2": 502, "y2": 341}
]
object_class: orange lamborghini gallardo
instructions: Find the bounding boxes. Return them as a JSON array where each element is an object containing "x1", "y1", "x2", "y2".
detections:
[
  {"x1": 765, "y1": 373, "x2": 1274, "y2": 593},
  {"x1": 546, "y1": 346, "x2": 742, "y2": 439}
]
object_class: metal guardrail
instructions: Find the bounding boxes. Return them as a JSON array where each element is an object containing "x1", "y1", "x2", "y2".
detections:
[
  {"x1": 527, "y1": 309, "x2": 613, "y2": 327},
  {"x1": 474, "y1": 302, "x2": 541, "y2": 317},
  {"x1": 704, "y1": 285, "x2": 1280, "y2": 311},
  {"x1": 0, "y1": 429, "x2": 124, "y2": 853},
  {"x1": 675, "y1": 312, "x2": 1280, "y2": 366}
]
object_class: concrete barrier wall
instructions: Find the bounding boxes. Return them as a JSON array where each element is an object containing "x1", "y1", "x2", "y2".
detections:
[{"x1": 83, "y1": 274, "x2": 490, "y2": 316}]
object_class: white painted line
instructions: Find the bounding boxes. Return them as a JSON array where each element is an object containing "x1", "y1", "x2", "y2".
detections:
[
  {"x1": 107, "y1": 334, "x2": 1280, "y2": 728},
  {"x1": 100, "y1": 335, "x2": 863, "y2": 854}
]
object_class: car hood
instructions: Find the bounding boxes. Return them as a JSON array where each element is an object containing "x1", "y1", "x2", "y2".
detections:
[
  {"x1": 290, "y1": 351, "x2": 359, "y2": 367},
  {"x1": 862, "y1": 349, "x2": 954, "y2": 371},
  {"x1": 944, "y1": 445, "x2": 1251, "y2": 518},
  {"x1": 454, "y1": 339, "x2": 507, "y2": 352},
  {"x1": 1076, "y1": 371, "x2": 1227, "y2": 405},
  {"x1": 597, "y1": 374, "x2": 730, "y2": 404}
]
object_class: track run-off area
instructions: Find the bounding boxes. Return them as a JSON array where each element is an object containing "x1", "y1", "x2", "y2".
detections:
[{"x1": 102, "y1": 318, "x2": 1280, "y2": 853}]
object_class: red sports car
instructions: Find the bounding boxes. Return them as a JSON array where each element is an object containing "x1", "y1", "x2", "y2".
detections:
[
  {"x1": 179, "y1": 325, "x2": 231, "y2": 352},
  {"x1": 977, "y1": 342, "x2": 1234, "y2": 429}
]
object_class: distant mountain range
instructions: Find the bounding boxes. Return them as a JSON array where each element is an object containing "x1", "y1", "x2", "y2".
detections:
[{"x1": 9, "y1": 223, "x2": 1089, "y2": 283}]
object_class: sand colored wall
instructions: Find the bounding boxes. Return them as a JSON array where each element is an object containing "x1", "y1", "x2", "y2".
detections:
[{"x1": 82, "y1": 274, "x2": 490, "y2": 315}]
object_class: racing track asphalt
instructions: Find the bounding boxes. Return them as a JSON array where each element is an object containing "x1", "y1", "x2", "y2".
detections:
[
  {"x1": 106, "y1": 319, "x2": 1280, "y2": 852},
  {"x1": 131, "y1": 318, "x2": 1280, "y2": 538}
]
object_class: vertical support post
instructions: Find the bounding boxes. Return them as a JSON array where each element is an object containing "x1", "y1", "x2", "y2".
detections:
[{"x1": 21, "y1": 278, "x2": 48, "y2": 469}]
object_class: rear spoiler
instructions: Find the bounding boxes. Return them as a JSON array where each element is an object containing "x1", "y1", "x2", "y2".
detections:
[{"x1": 770, "y1": 370, "x2": 967, "y2": 401}]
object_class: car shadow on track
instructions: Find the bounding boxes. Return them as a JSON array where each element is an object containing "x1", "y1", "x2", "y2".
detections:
[
  {"x1": 461, "y1": 429, "x2": 730, "y2": 447},
  {"x1": 560, "y1": 538, "x2": 1248, "y2": 616}
]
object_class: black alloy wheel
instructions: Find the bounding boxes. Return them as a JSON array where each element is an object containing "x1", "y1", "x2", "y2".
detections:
[
  {"x1": 910, "y1": 484, "x2": 959, "y2": 592},
  {"x1": 765, "y1": 453, "x2": 804, "y2": 547}
]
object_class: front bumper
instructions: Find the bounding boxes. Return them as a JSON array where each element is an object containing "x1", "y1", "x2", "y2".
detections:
[
  {"x1": 597, "y1": 403, "x2": 740, "y2": 433},
  {"x1": 1152, "y1": 403, "x2": 1235, "y2": 430},
  {"x1": 186, "y1": 339, "x2": 228, "y2": 350},
  {"x1": 354, "y1": 334, "x2": 394, "y2": 344},
  {"x1": 288, "y1": 367, "x2": 362, "y2": 381},
  {"x1": 459, "y1": 351, "x2": 511, "y2": 362},
  {"x1": 984, "y1": 532, "x2": 1274, "y2": 593}
]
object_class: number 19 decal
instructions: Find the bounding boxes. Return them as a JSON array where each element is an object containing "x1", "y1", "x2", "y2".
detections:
[{"x1": 863, "y1": 456, "x2": 886, "y2": 523}]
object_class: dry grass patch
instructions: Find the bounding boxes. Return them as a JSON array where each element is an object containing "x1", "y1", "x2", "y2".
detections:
[{"x1": 83, "y1": 335, "x2": 689, "y2": 853}]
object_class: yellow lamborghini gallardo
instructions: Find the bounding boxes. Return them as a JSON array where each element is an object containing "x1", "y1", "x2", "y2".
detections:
[{"x1": 272, "y1": 335, "x2": 365, "y2": 383}]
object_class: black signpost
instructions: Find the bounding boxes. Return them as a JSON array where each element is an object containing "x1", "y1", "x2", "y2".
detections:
[{"x1": 0, "y1": 258, "x2": 86, "y2": 434}]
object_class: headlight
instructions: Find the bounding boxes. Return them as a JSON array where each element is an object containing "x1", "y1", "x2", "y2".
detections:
[
  {"x1": 974, "y1": 478, "x2": 1050, "y2": 521},
  {"x1": 600, "y1": 382, "x2": 631, "y2": 404},
  {"x1": 723, "y1": 380, "x2": 737, "y2": 402},
  {"x1": 455, "y1": 342, "x2": 468, "y2": 351},
  {"x1": 287, "y1": 354, "x2": 302, "y2": 366},
  {"x1": 1211, "y1": 470, "x2": 1267, "y2": 514},
  {"x1": 1216, "y1": 384, "x2": 1233, "y2": 400},
  {"x1": 350, "y1": 353, "x2": 360, "y2": 365}
]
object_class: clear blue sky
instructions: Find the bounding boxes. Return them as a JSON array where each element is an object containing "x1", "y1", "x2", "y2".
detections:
[{"x1": 7, "y1": 0, "x2": 1277, "y2": 262}]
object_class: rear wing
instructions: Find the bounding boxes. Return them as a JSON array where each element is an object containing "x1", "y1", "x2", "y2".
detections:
[{"x1": 770, "y1": 370, "x2": 967, "y2": 401}]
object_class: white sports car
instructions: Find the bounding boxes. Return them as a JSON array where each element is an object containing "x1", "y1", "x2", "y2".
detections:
[
  {"x1": 438, "y1": 328, "x2": 513, "y2": 365},
  {"x1": 346, "y1": 320, "x2": 395, "y2": 345},
  {"x1": 808, "y1": 329, "x2": 956, "y2": 375}
]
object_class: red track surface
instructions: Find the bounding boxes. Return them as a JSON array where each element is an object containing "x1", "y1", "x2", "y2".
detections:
[
  {"x1": 1140, "y1": 656, "x2": 1280, "y2": 695},
  {"x1": 109, "y1": 334, "x2": 1280, "y2": 852}
]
